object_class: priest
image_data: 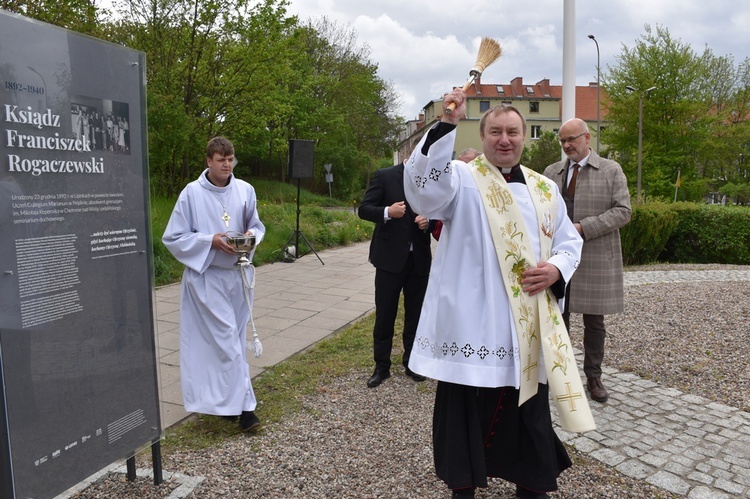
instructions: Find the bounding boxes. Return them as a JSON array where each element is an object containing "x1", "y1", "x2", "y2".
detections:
[{"x1": 404, "y1": 89, "x2": 593, "y2": 498}]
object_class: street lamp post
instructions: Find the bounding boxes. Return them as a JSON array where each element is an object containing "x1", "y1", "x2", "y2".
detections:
[
  {"x1": 26, "y1": 65, "x2": 48, "y2": 108},
  {"x1": 588, "y1": 35, "x2": 600, "y2": 154},
  {"x1": 626, "y1": 85, "x2": 657, "y2": 201}
]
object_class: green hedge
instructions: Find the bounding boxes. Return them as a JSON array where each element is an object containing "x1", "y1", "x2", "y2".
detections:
[
  {"x1": 620, "y1": 201, "x2": 679, "y2": 265},
  {"x1": 619, "y1": 202, "x2": 750, "y2": 266},
  {"x1": 660, "y1": 203, "x2": 750, "y2": 264}
]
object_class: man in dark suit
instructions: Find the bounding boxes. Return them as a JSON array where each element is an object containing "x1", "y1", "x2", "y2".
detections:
[{"x1": 358, "y1": 162, "x2": 433, "y2": 388}]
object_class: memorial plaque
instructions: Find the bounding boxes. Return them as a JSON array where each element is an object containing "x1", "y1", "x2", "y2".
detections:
[{"x1": 0, "y1": 11, "x2": 161, "y2": 498}]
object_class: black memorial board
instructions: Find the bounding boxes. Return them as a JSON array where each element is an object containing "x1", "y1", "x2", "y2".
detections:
[
  {"x1": 287, "y1": 139, "x2": 314, "y2": 179},
  {"x1": 0, "y1": 11, "x2": 161, "y2": 499}
]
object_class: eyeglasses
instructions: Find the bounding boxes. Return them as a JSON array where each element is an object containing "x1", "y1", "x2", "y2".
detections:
[{"x1": 558, "y1": 132, "x2": 586, "y2": 145}]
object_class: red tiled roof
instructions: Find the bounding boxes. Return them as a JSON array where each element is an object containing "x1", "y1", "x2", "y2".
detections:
[{"x1": 462, "y1": 77, "x2": 609, "y2": 121}]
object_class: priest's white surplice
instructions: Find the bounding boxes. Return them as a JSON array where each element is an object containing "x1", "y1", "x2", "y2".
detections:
[
  {"x1": 404, "y1": 128, "x2": 582, "y2": 390},
  {"x1": 162, "y1": 170, "x2": 265, "y2": 415}
]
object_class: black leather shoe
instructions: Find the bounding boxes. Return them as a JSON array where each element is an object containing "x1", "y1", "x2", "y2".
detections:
[
  {"x1": 516, "y1": 485, "x2": 550, "y2": 498},
  {"x1": 405, "y1": 367, "x2": 426, "y2": 382},
  {"x1": 367, "y1": 370, "x2": 390, "y2": 388},
  {"x1": 239, "y1": 411, "x2": 261, "y2": 432},
  {"x1": 451, "y1": 488, "x2": 475, "y2": 498}
]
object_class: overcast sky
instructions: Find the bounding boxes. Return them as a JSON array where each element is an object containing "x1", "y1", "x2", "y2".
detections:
[{"x1": 285, "y1": 0, "x2": 749, "y2": 120}]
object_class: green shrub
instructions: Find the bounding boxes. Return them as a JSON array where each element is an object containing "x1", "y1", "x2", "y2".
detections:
[
  {"x1": 660, "y1": 203, "x2": 750, "y2": 264},
  {"x1": 150, "y1": 196, "x2": 186, "y2": 286},
  {"x1": 620, "y1": 201, "x2": 680, "y2": 265}
]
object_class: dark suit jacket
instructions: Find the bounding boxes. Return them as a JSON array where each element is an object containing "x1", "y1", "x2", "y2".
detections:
[{"x1": 358, "y1": 163, "x2": 433, "y2": 275}]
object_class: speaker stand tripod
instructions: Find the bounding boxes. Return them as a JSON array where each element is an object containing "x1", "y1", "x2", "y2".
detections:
[{"x1": 276, "y1": 178, "x2": 324, "y2": 265}]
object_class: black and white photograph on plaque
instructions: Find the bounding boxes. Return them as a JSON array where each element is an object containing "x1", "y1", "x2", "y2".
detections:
[{"x1": 71, "y1": 97, "x2": 131, "y2": 153}]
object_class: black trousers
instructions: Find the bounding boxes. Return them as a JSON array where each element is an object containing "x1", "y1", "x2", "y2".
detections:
[
  {"x1": 433, "y1": 382, "x2": 571, "y2": 492},
  {"x1": 372, "y1": 252, "x2": 428, "y2": 372}
]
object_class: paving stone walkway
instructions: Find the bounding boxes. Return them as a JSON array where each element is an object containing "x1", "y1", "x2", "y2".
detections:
[{"x1": 552, "y1": 268, "x2": 750, "y2": 498}]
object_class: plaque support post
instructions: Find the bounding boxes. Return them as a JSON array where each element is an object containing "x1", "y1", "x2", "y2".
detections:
[
  {"x1": 124, "y1": 439, "x2": 162, "y2": 485},
  {"x1": 151, "y1": 438, "x2": 163, "y2": 485},
  {"x1": 126, "y1": 453, "x2": 136, "y2": 481}
]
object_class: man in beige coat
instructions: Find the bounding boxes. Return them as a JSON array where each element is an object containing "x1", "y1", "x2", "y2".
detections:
[{"x1": 544, "y1": 118, "x2": 631, "y2": 403}]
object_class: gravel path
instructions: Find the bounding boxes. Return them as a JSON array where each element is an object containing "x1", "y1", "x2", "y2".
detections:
[{"x1": 70, "y1": 265, "x2": 750, "y2": 499}]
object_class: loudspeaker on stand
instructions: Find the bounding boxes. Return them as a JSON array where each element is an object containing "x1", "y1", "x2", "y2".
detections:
[{"x1": 288, "y1": 139, "x2": 314, "y2": 179}]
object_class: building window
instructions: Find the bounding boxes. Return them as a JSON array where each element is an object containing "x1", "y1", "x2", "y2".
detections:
[
  {"x1": 502, "y1": 100, "x2": 512, "y2": 106},
  {"x1": 526, "y1": 86, "x2": 535, "y2": 94},
  {"x1": 496, "y1": 86, "x2": 505, "y2": 94},
  {"x1": 531, "y1": 125, "x2": 542, "y2": 139},
  {"x1": 480, "y1": 100, "x2": 490, "y2": 112},
  {"x1": 529, "y1": 101, "x2": 540, "y2": 113}
]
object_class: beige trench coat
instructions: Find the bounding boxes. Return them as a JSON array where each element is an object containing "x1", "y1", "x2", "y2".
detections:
[{"x1": 544, "y1": 150, "x2": 632, "y2": 315}]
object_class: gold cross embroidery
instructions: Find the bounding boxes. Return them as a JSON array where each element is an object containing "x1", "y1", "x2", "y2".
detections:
[
  {"x1": 221, "y1": 211, "x2": 231, "y2": 228},
  {"x1": 523, "y1": 353, "x2": 538, "y2": 381},
  {"x1": 556, "y1": 382, "x2": 583, "y2": 412}
]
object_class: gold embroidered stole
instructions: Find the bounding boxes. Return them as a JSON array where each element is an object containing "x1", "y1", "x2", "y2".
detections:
[{"x1": 470, "y1": 156, "x2": 595, "y2": 433}]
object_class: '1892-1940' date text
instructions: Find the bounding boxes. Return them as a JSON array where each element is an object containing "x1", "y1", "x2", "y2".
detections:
[{"x1": 4, "y1": 81, "x2": 45, "y2": 94}]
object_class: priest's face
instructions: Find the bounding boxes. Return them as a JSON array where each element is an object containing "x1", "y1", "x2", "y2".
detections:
[
  {"x1": 206, "y1": 152, "x2": 235, "y2": 186},
  {"x1": 480, "y1": 109, "x2": 526, "y2": 168}
]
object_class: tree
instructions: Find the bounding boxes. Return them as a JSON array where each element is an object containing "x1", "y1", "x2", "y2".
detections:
[
  {"x1": 523, "y1": 131, "x2": 561, "y2": 173},
  {"x1": 602, "y1": 25, "x2": 749, "y2": 202},
  {"x1": 104, "y1": 0, "x2": 299, "y2": 195},
  {"x1": 2, "y1": 0, "x2": 101, "y2": 34},
  {"x1": 272, "y1": 18, "x2": 403, "y2": 198},
  {"x1": 719, "y1": 181, "x2": 750, "y2": 205},
  {"x1": 693, "y1": 54, "x2": 750, "y2": 191}
]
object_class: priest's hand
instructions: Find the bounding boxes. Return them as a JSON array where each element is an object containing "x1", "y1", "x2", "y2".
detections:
[
  {"x1": 441, "y1": 89, "x2": 466, "y2": 124},
  {"x1": 212, "y1": 233, "x2": 236, "y2": 254},
  {"x1": 415, "y1": 215, "x2": 429, "y2": 230},
  {"x1": 521, "y1": 261, "x2": 560, "y2": 296}
]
